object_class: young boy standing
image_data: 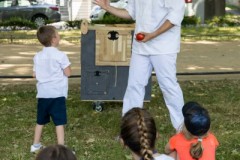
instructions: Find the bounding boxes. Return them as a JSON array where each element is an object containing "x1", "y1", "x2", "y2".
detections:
[{"x1": 31, "y1": 25, "x2": 71, "y2": 153}]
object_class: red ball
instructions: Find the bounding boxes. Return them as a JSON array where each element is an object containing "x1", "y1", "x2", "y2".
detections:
[{"x1": 136, "y1": 33, "x2": 145, "y2": 41}]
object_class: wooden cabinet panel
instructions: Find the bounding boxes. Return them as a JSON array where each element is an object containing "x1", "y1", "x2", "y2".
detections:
[{"x1": 93, "y1": 26, "x2": 133, "y2": 66}]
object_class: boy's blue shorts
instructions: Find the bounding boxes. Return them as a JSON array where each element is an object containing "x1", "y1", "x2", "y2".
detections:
[{"x1": 37, "y1": 97, "x2": 67, "y2": 126}]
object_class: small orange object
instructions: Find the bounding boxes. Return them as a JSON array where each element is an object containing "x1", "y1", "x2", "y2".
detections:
[{"x1": 136, "y1": 33, "x2": 145, "y2": 41}]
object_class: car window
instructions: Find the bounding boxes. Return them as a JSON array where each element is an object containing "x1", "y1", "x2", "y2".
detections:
[
  {"x1": 0, "y1": 0, "x2": 12, "y2": 7},
  {"x1": 18, "y1": 0, "x2": 30, "y2": 6}
]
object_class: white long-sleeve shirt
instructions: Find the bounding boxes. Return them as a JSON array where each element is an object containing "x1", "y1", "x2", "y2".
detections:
[{"x1": 125, "y1": 0, "x2": 185, "y2": 55}]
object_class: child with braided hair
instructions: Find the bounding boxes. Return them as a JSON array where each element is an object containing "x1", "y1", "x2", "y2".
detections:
[
  {"x1": 120, "y1": 107, "x2": 174, "y2": 160},
  {"x1": 165, "y1": 101, "x2": 219, "y2": 160}
]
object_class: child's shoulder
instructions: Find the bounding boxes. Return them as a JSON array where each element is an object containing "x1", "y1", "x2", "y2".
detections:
[
  {"x1": 169, "y1": 132, "x2": 186, "y2": 144},
  {"x1": 207, "y1": 132, "x2": 219, "y2": 141},
  {"x1": 208, "y1": 132, "x2": 216, "y2": 136},
  {"x1": 47, "y1": 47, "x2": 67, "y2": 57},
  {"x1": 56, "y1": 49, "x2": 67, "y2": 56},
  {"x1": 206, "y1": 132, "x2": 218, "y2": 139},
  {"x1": 171, "y1": 132, "x2": 185, "y2": 139},
  {"x1": 50, "y1": 47, "x2": 65, "y2": 54}
]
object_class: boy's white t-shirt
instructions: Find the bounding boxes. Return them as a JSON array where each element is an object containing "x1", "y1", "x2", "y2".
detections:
[{"x1": 33, "y1": 47, "x2": 71, "y2": 98}]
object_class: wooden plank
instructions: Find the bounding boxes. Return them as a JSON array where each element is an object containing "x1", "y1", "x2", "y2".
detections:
[
  {"x1": 95, "y1": 28, "x2": 133, "y2": 66},
  {"x1": 89, "y1": 24, "x2": 135, "y2": 31}
]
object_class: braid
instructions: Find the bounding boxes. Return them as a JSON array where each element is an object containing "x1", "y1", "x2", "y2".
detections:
[
  {"x1": 137, "y1": 110, "x2": 153, "y2": 160},
  {"x1": 182, "y1": 125, "x2": 204, "y2": 159},
  {"x1": 120, "y1": 108, "x2": 156, "y2": 160},
  {"x1": 190, "y1": 141, "x2": 204, "y2": 159}
]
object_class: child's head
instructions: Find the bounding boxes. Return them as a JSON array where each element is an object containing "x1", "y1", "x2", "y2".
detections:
[
  {"x1": 182, "y1": 101, "x2": 210, "y2": 137},
  {"x1": 182, "y1": 101, "x2": 211, "y2": 159},
  {"x1": 37, "y1": 25, "x2": 60, "y2": 47},
  {"x1": 120, "y1": 108, "x2": 157, "y2": 160},
  {"x1": 35, "y1": 144, "x2": 76, "y2": 160}
]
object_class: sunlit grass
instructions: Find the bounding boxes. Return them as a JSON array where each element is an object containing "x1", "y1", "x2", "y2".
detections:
[
  {"x1": 0, "y1": 80, "x2": 240, "y2": 159},
  {"x1": 0, "y1": 30, "x2": 81, "y2": 44},
  {"x1": 181, "y1": 26, "x2": 240, "y2": 41},
  {"x1": 0, "y1": 26, "x2": 240, "y2": 44}
]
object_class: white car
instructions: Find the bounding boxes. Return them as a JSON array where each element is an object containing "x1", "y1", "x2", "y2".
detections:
[
  {"x1": 185, "y1": 0, "x2": 195, "y2": 17},
  {"x1": 90, "y1": 0, "x2": 128, "y2": 20},
  {"x1": 0, "y1": 0, "x2": 61, "y2": 27}
]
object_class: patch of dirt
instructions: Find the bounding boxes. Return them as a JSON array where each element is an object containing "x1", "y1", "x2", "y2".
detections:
[{"x1": 0, "y1": 40, "x2": 240, "y2": 83}]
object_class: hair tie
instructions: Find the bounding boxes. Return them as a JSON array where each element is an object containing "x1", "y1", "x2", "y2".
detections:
[{"x1": 198, "y1": 138, "x2": 202, "y2": 142}]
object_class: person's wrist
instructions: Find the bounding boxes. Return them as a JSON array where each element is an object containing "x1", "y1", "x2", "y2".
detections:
[
  {"x1": 105, "y1": 5, "x2": 111, "y2": 11},
  {"x1": 150, "y1": 32, "x2": 158, "y2": 39}
]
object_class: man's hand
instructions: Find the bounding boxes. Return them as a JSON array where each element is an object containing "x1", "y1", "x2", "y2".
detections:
[
  {"x1": 137, "y1": 20, "x2": 174, "y2": 43},
  {"x1": 93, "y1": 0, "x2": 110, "y2": 10},
  {"x1": 135, "y1": 32, "x2": 155, "y2": 43},
  {"x1": 93, "y1": 0, "x2": 132, "y2": 21}
]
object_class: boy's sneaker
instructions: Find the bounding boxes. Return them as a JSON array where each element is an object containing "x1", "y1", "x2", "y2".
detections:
[{"x1": 30, "y1": 144, "x2": 44, "y2": 153}]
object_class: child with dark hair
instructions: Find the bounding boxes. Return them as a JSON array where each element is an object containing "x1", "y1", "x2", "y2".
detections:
[
  {"x1": 165, "y1": 101, "x2": 219, "y2": 160},
  {"x1": 31, "y1": 25, "x2": 71, "y2": 153},
  {"x1": 35, "y1": 145, "x2": 76, "y2": 160},
  {"x1": 120, "y1": 107, "x2": 174, "y2": 160}
]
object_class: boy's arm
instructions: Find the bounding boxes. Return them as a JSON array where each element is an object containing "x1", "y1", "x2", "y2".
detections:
[
  {"x1": 140, "y1": 20, "x2": 174, "y2": 42},
  {"x1": 33, "y1": 56, "x2": 36, "y2": 78},
  {"x1": 165, "y1": 142, "x2": 173, "y2": 154},
  {"x1": 63, "y1": 65, "x2": 71, "y2": 77}
]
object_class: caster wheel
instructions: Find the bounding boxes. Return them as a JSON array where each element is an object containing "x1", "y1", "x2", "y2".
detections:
[{"x1": 92, "y1": 101, "x2": 104, "y2": 112}]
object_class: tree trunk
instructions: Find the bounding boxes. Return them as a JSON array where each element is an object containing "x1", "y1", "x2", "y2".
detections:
[{"x1": 204, "y1": 0, "x2": 225, "y2": 20}]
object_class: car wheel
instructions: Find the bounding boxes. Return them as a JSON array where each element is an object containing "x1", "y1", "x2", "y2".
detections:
[{"x1": 33, "y1": 15, "x2": 47, "y2": 27}]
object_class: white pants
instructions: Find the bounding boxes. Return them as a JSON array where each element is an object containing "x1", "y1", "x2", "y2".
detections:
[{"x1": 122, "y1": 53, "x2": 184, "y2": 130}]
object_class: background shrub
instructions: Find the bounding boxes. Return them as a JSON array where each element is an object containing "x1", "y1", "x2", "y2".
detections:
[
  {"x1": 206, "y1": 14, "x2": 240, "y2": 27},
  {"x1": 91, "y1": 13, "x2": 135, "y2": 24},
  {"x1": 0, "y1": 17, "x2": 37, "y2": 30},
  {"x1": 66, "y1": 20, "x2": 82, "y2": 29},
  {"x1": 182, "y1": 16, "x2": 201, "y2": 26}
]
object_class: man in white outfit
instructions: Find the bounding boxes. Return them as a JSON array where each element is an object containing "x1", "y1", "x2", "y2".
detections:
[{"x1": 93, "y1": 0, "x2": 185, "y2": 130}]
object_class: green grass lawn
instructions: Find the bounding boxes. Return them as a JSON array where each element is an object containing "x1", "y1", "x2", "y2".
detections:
[
  {"x1": 181, "y1": 26, "x2": 240, "y2": 41},
  {"x1": 0, "y1": 30, "x2": 81, "y2": 44},
  {"x1": 0, "y1": 26, "x2": 240, "y2": 44},
  {"x1": 0, "y1": 80, "x2": 240, "y2": 159}
]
